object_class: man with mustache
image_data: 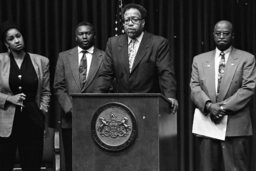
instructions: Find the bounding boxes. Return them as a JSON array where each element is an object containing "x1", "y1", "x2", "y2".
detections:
[
  {"x1": 54, "y1": 21, "x2": 104, "y2": 171},
  {"x1": 190, "y1": 20, "x2": 256, "y2": 171},
  {"x1": 95, "y1": 3, "x2": 178, "y2": 114}
]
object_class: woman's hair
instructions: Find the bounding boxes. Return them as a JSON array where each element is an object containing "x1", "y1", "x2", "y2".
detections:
[{"x1": 0, "y1": 21, "x2": 22, "y2": 52}]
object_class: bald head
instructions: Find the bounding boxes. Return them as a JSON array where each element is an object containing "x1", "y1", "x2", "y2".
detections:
[
  {"x1": 213, "y1": 20, "x2": 234, "y2": 51},
  {"x1": 214, "y1": 20, "x2": 233, "y2": 32}
]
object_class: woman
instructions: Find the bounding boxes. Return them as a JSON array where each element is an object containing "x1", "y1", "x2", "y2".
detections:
[{"x1": 0, "y1": 22, "x2": 51, "y2": 171}]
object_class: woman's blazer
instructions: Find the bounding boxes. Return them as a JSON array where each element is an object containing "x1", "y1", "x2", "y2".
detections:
[{"x1": 0, "y1": 52, "x2": 51, "y2": 137}]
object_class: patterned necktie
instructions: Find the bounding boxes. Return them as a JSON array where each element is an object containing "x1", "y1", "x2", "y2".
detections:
[
  {"x1": 79, "y1": 50, "x2": 87, "y2": 88},
  {"x1": 128, "y1": 39, "x2": 136, "y2": 72},
  {"x1": 217, "y1": 51, "x2": 225, "y2": 94}
]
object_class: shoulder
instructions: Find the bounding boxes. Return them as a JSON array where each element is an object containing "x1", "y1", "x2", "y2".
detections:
[
  {"x1": 0, "y1": 52, "x2": 9, "y2": 61},
  {"x1": 193, "y1": 51, "x2": 214, "y2": 61},
  {"x1": 232, "y1": 48, "x2": 255, "y2": 60},
  {"x1": 29, "y1": 53, "x2": 49, "y2": 65},
  {"x1": 148, "y1": 32, "x2": 167, "y2": 41},
  {"x1": 107, "y1": 34, "x2": 127, "y2": 45},
  {"x1": 144, "y1": 32, "x2": 168, "y2": 45},
  {"x1": 59, "y1": 47, "x2": 76, "y2": 56},
  {"x1": 94, "y1": 47, "x2": 105, "y2": 55}
]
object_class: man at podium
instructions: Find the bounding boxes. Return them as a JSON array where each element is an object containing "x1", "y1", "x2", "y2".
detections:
[{"x1": 95, "y1": 3, "x2": 178, "y2": 114}]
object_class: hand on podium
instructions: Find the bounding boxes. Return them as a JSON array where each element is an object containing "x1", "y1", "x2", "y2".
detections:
[{"x1": 168, "y1": 98, "x2": 178, "y2": 115}]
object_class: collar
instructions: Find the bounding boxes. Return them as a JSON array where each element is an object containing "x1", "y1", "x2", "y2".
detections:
[
  {"x1": 128, "y1": 31, "x2": 144, "y2": 44},
  {"x1": 78, "y1": 46, "x2": 94, "y2": 54},
  {"x1": 215, "y1": 46, "x2": 232, "y2": 57}
]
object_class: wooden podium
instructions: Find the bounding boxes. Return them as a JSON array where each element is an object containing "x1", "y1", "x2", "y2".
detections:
[{"x1": 71, "y1": 93, "x2": 177, "y2": 171}]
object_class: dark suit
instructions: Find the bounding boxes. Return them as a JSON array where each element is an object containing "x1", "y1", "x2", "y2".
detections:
[
  {"x1": 53, "y1": 46, "x2": 104, "y2": 171},
  {"x1": 95, "y1": 32, "x2": 176, "y2": 98},
  {"x1": 190, "y1": 47, "x2": 256, "y2": 171}
]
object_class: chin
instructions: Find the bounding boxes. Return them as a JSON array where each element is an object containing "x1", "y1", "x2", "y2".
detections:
[
  {"x1": 127, "y1": 33, "x2": 137, "y2": 39},
  {"x1": 217, "y1": 44, "x2": 230, "y2": 51}
]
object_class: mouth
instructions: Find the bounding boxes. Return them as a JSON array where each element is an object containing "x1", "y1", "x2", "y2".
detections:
[
  {"x1": 127, "y1": 28, "x2": 136, "y2": 32},
  {"x1": 16, "y1": 44, "x2": 23, "y2": 48},
  {"x1": 218, "y1": 40, "x2": 227, "y2": 44},
  {"x1": 82, "y1": 41, "x2": 88, "y2": 45}
]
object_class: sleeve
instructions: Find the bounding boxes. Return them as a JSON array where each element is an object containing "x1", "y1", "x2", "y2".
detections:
[
  {"x1": 94, "y1": 38, "x2": 115, "y2": 93},
  {"x1": 0, "y1": 93, "x2": 9, "y2": 109},
  {"x1": 53, "y1": 54, "x2": 72, "y2": 114},
  {"x1": 39, "y1": 58, "x2": 51, "y2": 113},
  {"x1": 156, "y1": 38, "x2": 177, "y2": 98},
  {"x1": 190, "y1": 56, "x2": 211, "y2": 113}
]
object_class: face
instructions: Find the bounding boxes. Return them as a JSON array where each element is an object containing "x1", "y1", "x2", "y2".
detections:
[
  {"x1": 213, "y1": 21, "x2": 234, "y2": 51},
  {"x1": 123, "y1": 8, "x2": 145, "y2": 39},
  {"x1": 75, "y1": 25, "x2": 95, "y2": 50},
  {"x1": 5, "y1": 28, "x2": 25, "y2": 52}
]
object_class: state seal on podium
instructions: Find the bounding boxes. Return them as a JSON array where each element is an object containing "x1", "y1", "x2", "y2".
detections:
[{"x1": 91, "y1": 102, "x2": 137, "y2": 151}]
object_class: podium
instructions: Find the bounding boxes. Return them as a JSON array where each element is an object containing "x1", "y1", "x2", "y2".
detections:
[{"x1": 71, "y1": 93, "x2": 177, "y2": 171}]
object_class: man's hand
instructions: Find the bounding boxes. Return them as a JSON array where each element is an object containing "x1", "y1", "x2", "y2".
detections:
[
  {"x1": 208, "y1": 103, "x2": 223, "y2": 115},
  {"x1": 208, "y1": 103, "x2": 226, "y2": 124},
  {"x1": 168, "y1": 98, "x2": 178, "y2": 115}
]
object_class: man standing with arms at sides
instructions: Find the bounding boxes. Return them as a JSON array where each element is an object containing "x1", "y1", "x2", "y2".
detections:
[
  {"x1": 95, "y1": 3, "x2": 178, "y2": 114},
  {"x1": 190, "y1": 20, "x2": 256, "y2": 171},
  {"x1": 53, "y1": 22, "x2": 104, "y2": 171}
]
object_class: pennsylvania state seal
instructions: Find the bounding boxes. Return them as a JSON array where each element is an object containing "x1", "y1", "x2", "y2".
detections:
[{"x1": 91, "y1": 102, "x2": 137, "y2": 151}]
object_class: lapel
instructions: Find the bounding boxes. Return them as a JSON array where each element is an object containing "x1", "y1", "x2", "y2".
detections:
[
  {"x1": 118, "y1": 35, "x2": 130, "y2": 75},
  {"x1": 81, "y1": 48, "x2": 103, "y2": 91},
  {"x1": 68, "y1": 47, "x2": 81, "y2": 90},
  {"x1": 29, "y1": 53, "x2": 41, "y2": 90},
  {"x1": 29, "y1": 53, "x2": 40, "y2": 80},
  {"x1": 217, "y1": 48, "x2": 239, "y2": 101},
  {"x1": 130, "y1": 32, "x2": 150, "y2": 74},
  {"x1": 204, "y1": 51, "x2": 217, "y2": 102}
]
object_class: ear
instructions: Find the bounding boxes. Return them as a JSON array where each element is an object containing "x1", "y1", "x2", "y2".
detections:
[
  {"x1": 142, "y1": 19, "x2": 145, "y2": 27},
  {"x1": 231, "y1": 32, "x2": 235, "y2": 40},
  {"x1": 4, "y1": 42, "x2": 9, "y2": 49}
]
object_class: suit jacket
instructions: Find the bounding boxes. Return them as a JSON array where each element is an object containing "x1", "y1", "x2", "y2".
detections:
[
  {"x1": 0, "y1": 52, "x2": 51, "y2": 137},
  {"x1": 190, "y1": 47, "x2": 256, "y2": 136},
  {"x1": 95, "y1": 32, "x2": 176, "y2": 98},
  {"x1": 53, "y1": 46, "x2": 104, "y2": 128}
]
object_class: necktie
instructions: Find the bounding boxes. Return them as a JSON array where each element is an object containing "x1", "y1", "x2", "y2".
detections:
[
  {"x1": 217, "y1": 52, "x2": 225, "y2": 94},
  {"x1": 79, "y1": 50, "x2": 87, "y2": 88},
  {"x1": 128, "y1": 39, "x2": 136, "y2": 72}
]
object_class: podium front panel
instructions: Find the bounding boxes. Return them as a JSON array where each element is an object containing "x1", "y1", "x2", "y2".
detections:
[{"x1": 72, "y1": 94, "x2": 177, "y2": 171}]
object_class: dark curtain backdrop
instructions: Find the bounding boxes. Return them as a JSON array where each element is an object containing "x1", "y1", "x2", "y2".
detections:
[{"x1": 0, "y1": 0, "x2": 255, "y2": 171}]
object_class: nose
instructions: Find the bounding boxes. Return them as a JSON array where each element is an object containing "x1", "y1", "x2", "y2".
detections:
[
  {"x1": 14, "y1": 37, "x2": 20, "y2": 43},
  {"x1": 220, "y1": 33, "x2": 224, "y2": 38}
]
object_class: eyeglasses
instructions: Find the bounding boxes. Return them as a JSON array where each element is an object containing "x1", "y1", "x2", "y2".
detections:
[
  {"x1": 214, "y1": 31, "x2": 231, "y2": 37},
  {"x1": 123, "y1": 17, "x2": 143, "y2": 24}
]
